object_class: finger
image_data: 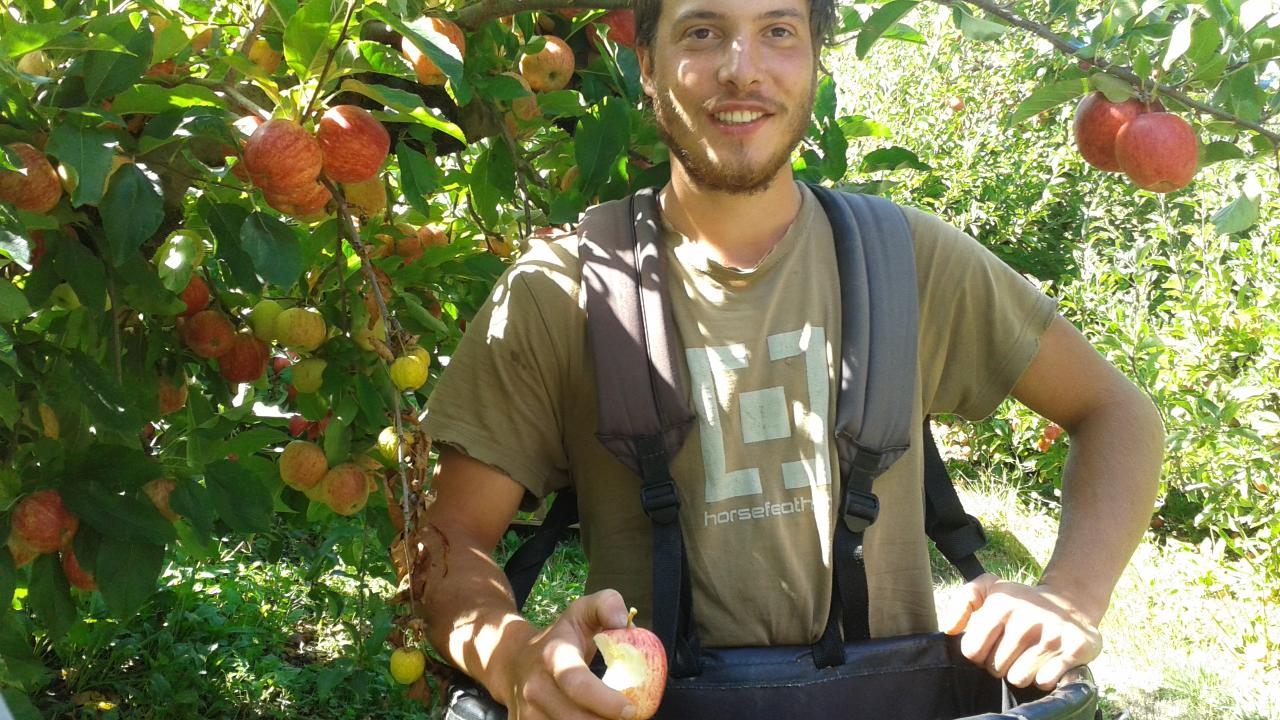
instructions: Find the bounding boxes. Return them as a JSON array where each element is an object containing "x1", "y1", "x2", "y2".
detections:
[
  {"x1": 548, "y1": 641, "x2": 634, "y2": 720},
  {"x1": 942, "y1": 573, "x2": 998, "y2": 635},
  {"x1": 1033, "y1": 655, "x2": 1075, "y2": 692},
  {"x1": 988, "y1": 621, "x2": 1040, "y2": 678},
  {"x1": 958, "y1": 601, "x2": 1010, "y2": 669},
  {"x1": 1005, "y1": 641, "x2": 1054, "y2": 689}
]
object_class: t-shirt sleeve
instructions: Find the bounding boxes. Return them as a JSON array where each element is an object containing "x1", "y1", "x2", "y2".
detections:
[
  {"x1": 423, "y1": 259, "x2": 576, "y2": 503},
  {"x1": 905, "y1": 206, "x2": 1058, "y2": 420}
]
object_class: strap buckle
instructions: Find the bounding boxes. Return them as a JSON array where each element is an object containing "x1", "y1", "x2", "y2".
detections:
[
  {"x1": 842, "y1": 488, "x2": 880, "y2": 533},
  {"x1": 640, "y1": 480, "x2": 680, "y2": 524}
]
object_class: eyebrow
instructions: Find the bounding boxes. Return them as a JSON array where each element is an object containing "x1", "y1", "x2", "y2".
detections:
[{"x1": 672, "y1": 8, "x2": 807, "y2": 24}]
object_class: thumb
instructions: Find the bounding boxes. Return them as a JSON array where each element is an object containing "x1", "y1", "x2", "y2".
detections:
[
  {"x1": 571, "y1": 588, "x2": 631, "y2": 634},
  {"x1": 941, "y1": 573, "x2": 998, "y2": 635}
]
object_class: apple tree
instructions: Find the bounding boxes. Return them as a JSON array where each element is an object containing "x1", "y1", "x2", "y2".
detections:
[{"x1": 0, "y1": 0, "x2": 1275, "y2": 710}]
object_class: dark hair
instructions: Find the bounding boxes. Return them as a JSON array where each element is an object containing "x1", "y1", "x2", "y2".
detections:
[{"x1": 634, "y1": 0, "x2": 838, "y2": 53}]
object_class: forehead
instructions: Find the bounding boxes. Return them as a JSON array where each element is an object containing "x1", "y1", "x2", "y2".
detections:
[{"x1": 657, "y1": 0, "x2": 811, "y2": 27}]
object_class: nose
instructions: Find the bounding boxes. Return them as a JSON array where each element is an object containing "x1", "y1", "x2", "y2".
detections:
[{"x1": 716, "y1": 34, "x2": 762, "y2": 90}]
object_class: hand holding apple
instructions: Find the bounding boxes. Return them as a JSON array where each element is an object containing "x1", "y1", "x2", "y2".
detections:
[
  {"x1": 594, "y1": 608, "x2": 668, "y2": 720},
  {"x1": 492, "y1": 589, "x2": 638, "y2": 720}
]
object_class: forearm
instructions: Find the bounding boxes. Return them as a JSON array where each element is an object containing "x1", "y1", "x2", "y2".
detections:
[
  {"x1": 413, "y1": 518, "x2": 536, "y2": 704},
  {"x1": 1038, "y1": 384, "x2": 1164, "y2": 623}
]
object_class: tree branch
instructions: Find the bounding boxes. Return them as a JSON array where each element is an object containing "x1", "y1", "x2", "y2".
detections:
[
  {"x1": 935, "y1": 0, "x2": 1280, "y2": 144},
  {"x1": 454, "y1": 0, "x2": 633, "y2": 29},
  {"x1": 302, "y1": 0, "x2": 359, "y2": 123}
]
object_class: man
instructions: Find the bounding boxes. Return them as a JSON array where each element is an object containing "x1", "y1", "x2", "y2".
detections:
[{"x1": 412, "y1": 1, "x2": 1164, "y2": 718}]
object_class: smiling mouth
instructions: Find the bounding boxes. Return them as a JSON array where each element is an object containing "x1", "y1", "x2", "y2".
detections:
[{"x1": 713, "y1": 110, "x2": 767, "y2": 124}]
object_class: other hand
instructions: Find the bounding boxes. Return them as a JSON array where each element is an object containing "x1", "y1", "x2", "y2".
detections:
[
  {"x1": 942, "y1": 573, "x2": 1103, "y2": 691},
  {"x1": 495, "y1": 589, "x2": 637, "y2": 720}
]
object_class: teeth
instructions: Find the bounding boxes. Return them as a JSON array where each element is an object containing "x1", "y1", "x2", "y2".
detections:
[{"x1": 715, "y1": 111, "x2": 764, "y2": 124}]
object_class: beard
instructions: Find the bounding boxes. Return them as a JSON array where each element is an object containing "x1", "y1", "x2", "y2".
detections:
[{"x1": 650, "y1": 82, "x2": 814, "y2": 196}]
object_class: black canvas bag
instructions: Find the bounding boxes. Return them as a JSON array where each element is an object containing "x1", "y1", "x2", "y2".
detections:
[{"x1": 445, "y1": 186, "x2": 1101, "y2": 720}]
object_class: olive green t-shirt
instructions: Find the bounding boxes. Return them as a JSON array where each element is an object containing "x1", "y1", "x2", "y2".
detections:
[{"x1": 424, "y1": 183, "x2": 1056, "y2": 647}]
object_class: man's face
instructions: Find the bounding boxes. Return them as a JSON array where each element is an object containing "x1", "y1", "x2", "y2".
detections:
[{"x1": 639, "y1": 0, "x2": 817, "y2": 195}]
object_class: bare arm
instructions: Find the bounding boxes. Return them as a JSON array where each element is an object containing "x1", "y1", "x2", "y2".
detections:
[
  {"x1": 943, "y1": 315, "x2": 1164, "y2": 689},
  {"x1": 414, "y1": 446, "x2": 635, "y2": 720}
]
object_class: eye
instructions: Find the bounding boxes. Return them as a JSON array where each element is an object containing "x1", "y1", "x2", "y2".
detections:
[
  {"x1": 768, "y1": 25, "x2": 795, "y2": 39},
  {"x1": 687, "y1": 26, "x2": 715, "y2": 41}
]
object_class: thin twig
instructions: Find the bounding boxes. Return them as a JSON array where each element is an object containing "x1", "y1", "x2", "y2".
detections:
[
  {"x1": 935, "y1": 0, "x2": 1280, "y2": 144},
  {"x1": 454, "y1": 0, "x2": 633, "y2": 29},
  {"x1": 324, "y1": 178, "x2": 418, "y2": 606},
  {"x1": 188, "y1": 78, "x2": 273, "y2": 120},
  {"x1": 302, "y1": 0, "x2": 359, "y2": 123}
]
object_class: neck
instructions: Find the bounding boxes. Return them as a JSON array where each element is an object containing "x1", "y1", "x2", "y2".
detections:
[{"x1": 658, "y1": 164, "x2": 803, "y2": 271}]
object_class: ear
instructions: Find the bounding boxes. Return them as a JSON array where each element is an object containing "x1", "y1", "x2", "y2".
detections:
[{"x1": 637, "y1": 44, "x2": 656, "y2": 99}]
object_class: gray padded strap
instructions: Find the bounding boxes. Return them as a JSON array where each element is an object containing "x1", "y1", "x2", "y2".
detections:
[{"x1": 578, "y1": 189, "x2": 695, "y2": 481}]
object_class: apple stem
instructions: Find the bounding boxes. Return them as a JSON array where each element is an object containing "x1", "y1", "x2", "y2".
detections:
[{"x1": 627, "y1": 607, "x2": 637, "y2": 628}]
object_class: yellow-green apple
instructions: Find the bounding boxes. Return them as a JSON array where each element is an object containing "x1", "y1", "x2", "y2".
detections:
[
  {"x1": 520, "y1": 36, "x2": 575, "y2": 92},
  {"x1": 248, "y1": 38, "x2": 283, "y2": 73},
  {"x1": 593, "y1": 608, "x2": 667, "y2": 720},
  {"x1": 279, "y1": 439, "x2": 328, "y2": 492},
  {"x1": 275, "y1": 307, "x2": 327, "y2": 352},
  {"x1": 342, "y1": 176, "x2": 387, "y2": 217},
  {"x1": 1072, "y1": 92, "x2": 1162, "y2": 172},
  {"x1": 401, "y1": 18, "x2": 466, "y2": 86},
  {"x1": 0, "y1": 142, "x2": 62, "y2": 213},
  {"x1": 249, "y1": 298, "x2": 284, "y2": 341},
  {"x1": 317, "y1": 105, "x2": 389, "y2": 183},
  {"x1": 17, "y1": 51, "x2": 54, "y2": 76},
  {"x1": 390, "y1": 350, "x2": 430, "y2": 391},
  {"x1": 321, "y1": 463, "x2": 371, "y2": 515},
  {"x1": 390, "y1": 647, "x2": 427, "y2": 685},
  {"x1": 291, "y1": 358, "x2": 326, "y2": 394},
  {"x1": 1114, "y1": 112, "x2": 1198, "y2": 193}
]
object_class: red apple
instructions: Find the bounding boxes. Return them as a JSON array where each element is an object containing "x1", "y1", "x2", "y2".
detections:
[
  {"x1": 1114, "y1": 112, "x2": 1198, "y2": 193},
  {"x1": 1072, "y1": 92, "x2": 1163, "y2": 172},
  {"x1": 592, "y1": 608, "x2": 667, "y2": 720},
  {"x1": 316, "y1": 105, "x2": 389, "y2": 184},
  {"x1": 400, "y1": 18, "x2": 466, "y2": 86}
]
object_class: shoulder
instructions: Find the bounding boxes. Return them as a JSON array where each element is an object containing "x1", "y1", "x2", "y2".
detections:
[{"x1": 496, "y1": 230, "x2": 584, "y2": 313}]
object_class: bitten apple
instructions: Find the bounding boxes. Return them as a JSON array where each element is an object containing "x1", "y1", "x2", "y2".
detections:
[{"x1": 593, "y1": 608, "x2": 667, "y2": 720}]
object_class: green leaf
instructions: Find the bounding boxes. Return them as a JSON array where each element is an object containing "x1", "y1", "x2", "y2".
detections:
[
  {"x1": 284, "y1": 0, "x2": 343, "y2": 79},
  {"x1": 66, "y1": 350, "x2": 144, "y2": 433},
  {"x1": 0, "y1": 385, "x2": 17, "y2": 429},
  {"x1": 860, "y1": 146, "x2": 930, "y2": 173},
  {"x1": 1162, "y1": 14, "x2": 1193, "y2": 71},
  {"x1": 1090, "y1": 73, "x2": 1133, "y2": 103},
  {"x1": 223, "y1": 427, "x2": 290, "y2": 459},
  {"x1": 1210, "y1": 194, "x2": 1260, "y2": 235},
  {"x1": 0, "y1": 550, "x2": 14, "y2": 609},
  {"x1": 1201, "y1": 140, "x2": 1245, "y2": 165},
  {"x1": 82, "y1": 25, "x2": 152, "y2": 103},
  {"x1": 28, "y1": 554, "x2": 75, "y2": 641},
  {"x1": 108, "y1": 84, "x2": 223, "y2": 114},
  {"x1": 0, "y1": 691, "x2": 41, "y2": 720},
  {"x1": 1189, "y1": 53, "x2": 1229, "y2": 83},
  {"x1": 50, "y1": 238, "x2": 107, "y2": 317},
  {"x1": 0, "y1": 613, "x2": 52, "y2": 692},
  {"x1": 323, "y1": 418, "x2": 351, "y2": 466},
  {"x1": 240, "y1": 213, "x2": 303, "y2": 289},
  {"x1": 64, "y1": 485, "x2": 175, "y2": 546},
  {"x1": 355, "y1": 374, "x2": 387, "y2": 428},
  {"x1": 470, "y1": 140, "x2": 516, "y2": 230},
  {"x1": 1185, "y1": 17, "x2": 1222, "y2": 67},
  {"x1": 44, "y1": 122, "x2": 116, "y2": 207},
  {"x1": 170, "y1": 479, "x2": 216, "y2": 542},
  {"x1": 0, "y1": 278, "x2": 31, "y2": 322},
  {"x1": 101, "y1": 164, "x2": 164, "y2": 267},
  {"x1": 199, "y1": 200, "x2": 259, "y2": 291},
  {"x1": 339, "y1": 79, "x2": 465, "y2": 142},
  {"x1": 951, "y1": 5, "x2": 1009, "y2": 41},
  {"x1": 1008, "y1": 79, "x2": 1089, "y2": 126},
  {"x1": 839, "y1": 115, "x2": 891, "y2": 139},
  {"x1": 576, "y1": 96, "x2": 629, "y2": 197},
  {"x1": 537, "y1": 90, "x2": 590, "y2": 118},
  {"x1": 858, "y1": 0, "x2": 918, "y2": 59},
  {"x1": 813, "y1": 75, "x2": 838, "y2": 123},
  {"x1": 95, "y1": 536, "x2": 165, "y2": 619},
  {"x1": 356, "y1": 40, "x2": 414, "y2": 78},
  {"x1": 0, "y1": 328, "x2": 17, "y2": 374},
  {"x1": 204, "y1": 459, "x2": 274, "y2": 533},
  {"x1": 397, "y1": 143, "x2": 439, "y2": 219},
  {"x1": 0, "y1": 20, "x2": 80, "y2": 58}
]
